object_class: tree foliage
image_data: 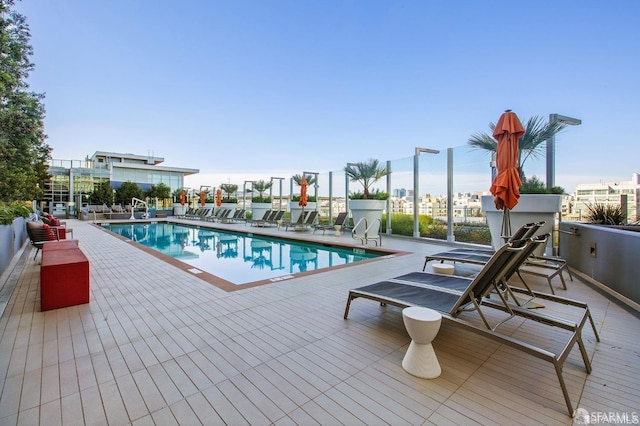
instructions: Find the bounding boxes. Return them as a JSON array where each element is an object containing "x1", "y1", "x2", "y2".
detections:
[
  {"x1": 468, "y1": 115, "x2": 567, "y2": 181},
  {"x1": 344, "y1": 159, "x2": 390, "y2": 199},
  {"x1": 219, "y1": 183, "x2": 238, "y2": 201},
  {"x1": 145, "y1": 182, "x2": 171, "y2": 199},
  {"x1": 249, "y1": 179, "x2": 272, "y2": 202},
  {"x1": 88, "y1": 181, "x2": 114, "y2": 206},
  {"x1": 115, "y1": 182, "x2": 143, "y2": 205},
  {"x1": 0, "y1": 1, "x2": 50, "y2": 202}
]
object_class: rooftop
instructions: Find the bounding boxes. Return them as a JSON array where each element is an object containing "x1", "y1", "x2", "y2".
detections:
[{"x1": 1, "y1": 219, "x2": 638, "y2": 425}]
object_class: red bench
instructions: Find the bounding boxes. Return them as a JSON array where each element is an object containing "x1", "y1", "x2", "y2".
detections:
[{"x1": 40, "y1": 243, "x2": 90, "y2": 311}]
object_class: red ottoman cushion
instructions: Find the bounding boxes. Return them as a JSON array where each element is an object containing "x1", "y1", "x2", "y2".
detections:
[{"x1": 40, "y1": 248, "x2": 90, "y2": 311}]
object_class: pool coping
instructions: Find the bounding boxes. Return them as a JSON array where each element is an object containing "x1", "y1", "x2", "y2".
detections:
[{"x1": 92, "y1": 219, "x2": 409, "y2": 292}]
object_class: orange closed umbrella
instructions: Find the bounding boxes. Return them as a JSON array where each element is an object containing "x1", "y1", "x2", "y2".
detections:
[
  {"x1": 180, "y1": 191, "x2": 186, "y2": 206},
  {"x1": 200, "y1": 191, "x2": 206, "y2": 207},
  {"x1": 490, "y1": 110, "x2": 524, "y2": 210},
  {"x1": 298, "y1": 179, "x2": 308, "y2": 207},
  {"x1": 490, "y1": 110, "x2": 524, "y2": 242},
  {"x1": 215, "y1": 189, "x2": 222, "y2": 207}
]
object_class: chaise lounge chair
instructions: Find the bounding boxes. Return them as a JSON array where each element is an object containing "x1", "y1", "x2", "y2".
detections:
[
  {"x1": 344, "y1": 237, "x2": 598, "y2": 417},
  {"x1": 222, "y1": 209, "x2": 245, "y2": 223},
  {"x1": 247, "y1": 210, "x2": 271, "y2": 226},
  {"x1": 423, "y1": 222, "x2": 571, "y2": 294},
  {"x1": 280, "y1": 211, "x2": 309, "y2": 230},
  {"x1": 285, "y1": 210, "x2": 318, "y2": 231},
  {"x1": 313, "y1": 212, "x2": 348, "y2": 235}
]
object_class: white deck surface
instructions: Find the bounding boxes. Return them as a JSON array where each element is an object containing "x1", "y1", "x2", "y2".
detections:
[{"x1": 1, "y1": 218, "x2": 638, "y2": 425}]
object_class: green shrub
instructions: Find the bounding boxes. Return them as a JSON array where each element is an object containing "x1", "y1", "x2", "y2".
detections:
[
  {"x1": 291, "y1": 195, "x2": 317, "y2": 202},
  {"x1": 349, "y1": 189, "x2": 389, "y2": 200},
  {"x1": 453, "y1": 224, "x2": 492, "y2": 245},
  {"x1": 0, "y1": 202, "x2": 33, "y2": 225},
  {"x1": 520, "y1": 176, "x2": 564, "y2": 194},
  {"x1": 584, "y1": 202, "x2": 626, "y2": 225}
]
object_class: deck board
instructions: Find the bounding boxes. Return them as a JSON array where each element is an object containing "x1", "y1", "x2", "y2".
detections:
[{"x1": 1, "y1": 218, "x2": 639, "y2": 425}]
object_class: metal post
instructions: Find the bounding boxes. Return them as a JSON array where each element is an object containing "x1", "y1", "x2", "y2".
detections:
[
  {"x1": 413, "y1": 148, "x2": 440, "y2": 238},
  {"x1": 447, "y1": 148, "x2": 454, "y2": 242},
  {"x1": 345, "y1": 162, "x2": 358, "y2": 218},
  {"x1": 328, "y1": 171, "x2": 333, "y2": 223},
  {"x1": 243, "y1": 180, "x2": 255, "y2": 212},
  {"x1": 546, "y1": 113, "x2": 581, "y2": 189},
  {"x1": 271, "y1": 177, "x2": 284, "y2": 211},
  {"x1": 386, "y1": 160, "x2": 392, "y2": 235}
]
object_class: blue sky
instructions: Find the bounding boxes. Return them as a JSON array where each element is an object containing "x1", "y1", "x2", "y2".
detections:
[{"x1": 16, "y1": 0, "x2": 639, "y2": 193}]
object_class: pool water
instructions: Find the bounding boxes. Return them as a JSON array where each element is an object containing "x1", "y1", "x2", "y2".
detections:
[{"x1": 102, "y1": 222, "x2": 383, "y2": 285}]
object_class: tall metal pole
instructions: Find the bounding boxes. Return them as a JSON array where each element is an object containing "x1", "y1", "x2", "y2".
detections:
[
  {"x1": 447, "y1": 148, "x2": 454, "y2": 242},
  {"x1": 270, "y1": 177, "x2": 284, "y2": 211},
  {"x1": 413, "y1": 148, "x2": 440, "y2": 238},
  {"x1": 413, "y1": 153, "x2": 420, "y2": 238},
  {"x1": 546, "y1": 113, "x2": 581, "y2": 189},
  {"x1": 386, "y1": 160, "x2": 392, "y2": 235},
  {"x1": 546, "y1": 113, "x2": 558, "y2": 189},
  {"x1": 328, "y1": 171, "x2": 333, "y2": 223},
  {"x1": 345, "y1": 163, "x2": 358, "y2": 217}
]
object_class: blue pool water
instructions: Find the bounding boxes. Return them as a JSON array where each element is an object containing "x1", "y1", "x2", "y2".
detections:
[{"x1": 102, "y1": 222, "x2": 383, "y2": 285}]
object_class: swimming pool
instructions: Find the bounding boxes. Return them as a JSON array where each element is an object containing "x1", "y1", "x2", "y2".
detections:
[{"x1": 101, "y1": 222, "x2": 390, "y2": 288}]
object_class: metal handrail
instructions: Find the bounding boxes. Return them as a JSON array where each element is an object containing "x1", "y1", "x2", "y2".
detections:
[{"x1": 351, "y1": 217, "x2": 382, "y2": 246}]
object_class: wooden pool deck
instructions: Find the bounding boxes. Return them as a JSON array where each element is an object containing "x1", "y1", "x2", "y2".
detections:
[{"x1": 0, "y1": 218, "x2": 638, "y2": 425}]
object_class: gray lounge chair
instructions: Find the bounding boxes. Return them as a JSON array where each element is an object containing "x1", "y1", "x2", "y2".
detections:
[
  {"x1": 280, "y1": 211, "x2": 309, "y2": 230},
  {"x1": 247, "y1": 209, "x2": 272, "y2": 226},
  {"x1": 260, "y1": 210, "x2": 284, "y2": 227},
  {"x1": 286, "y1": 210, "x2": 318, "y2": 231},
  {"x1": 423, "y1": 222, "x2": 571, "y2": 294},
  {"x1": 313, "y1": 212, "x2": 348, "y2": 235},
  {"x1": 344, "y1": 237, "x2": 597, "y2": 417}
]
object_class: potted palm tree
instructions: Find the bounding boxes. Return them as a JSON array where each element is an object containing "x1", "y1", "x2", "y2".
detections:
[
  {"x1": 248, "y1": 180, "x2": 273, "y2": 220},
  {"x1": 344, "y1": 159, "x2": 390, "y2": 238},
  {"x1": 219, "y1": 183, "x2": 239, "y2": 212},
  {"x1": 469, "y1": 115, "x2": 567, "y2": 254},
  {"x1": 290, "y1": 174, "x2": 317, "y2": 223}
]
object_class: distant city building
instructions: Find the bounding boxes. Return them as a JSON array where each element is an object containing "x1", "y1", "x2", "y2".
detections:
[
  {"x1": 45, "y1": 151, "x2": 198, "y2": 217},
  {"x1": 564, "y1": 173, "x2": 640, "y2": 221},
  {"x1": 393, "y1": 188, "x2": 407, "y2": 198}
]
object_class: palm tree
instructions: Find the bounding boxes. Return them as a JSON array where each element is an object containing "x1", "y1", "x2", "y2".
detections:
[
  {"x1": 219, "y1": 183, "x2": 238, "y2": 201},
  {"x1": 292, "y1": 173, "x2": 317, "y2": 186},
  {"x1": 468, "y1": 115, "x2": 567, "y2": 181},
  {"x1": 249, "y1": 180, "x2": 273, "y2": 202},
  {"x1": 344, "y1": 159, "x2": 390, "y2": 199}
]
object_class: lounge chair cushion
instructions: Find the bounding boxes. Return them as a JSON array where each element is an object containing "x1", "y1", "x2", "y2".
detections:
[{"x1": 41, "y1": 223, "x2": 58, "y2": 240}]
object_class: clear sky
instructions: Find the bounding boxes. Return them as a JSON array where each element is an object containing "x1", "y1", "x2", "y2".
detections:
[{"x1": 16, "y1": 0, "x2": 640, "y2": 193}]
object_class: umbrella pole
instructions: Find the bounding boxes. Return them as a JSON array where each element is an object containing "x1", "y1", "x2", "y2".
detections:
[{"x1": 501, "y1": 207, "x2": 512, "y2": 245}]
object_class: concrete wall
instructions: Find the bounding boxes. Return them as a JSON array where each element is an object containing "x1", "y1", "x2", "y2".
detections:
[
  {"x1": 0, "y1": 217, "x2": 28, "y2": 276},
  {"x1": 559, "y1": 221, "x2": 640, "y2": 305}
]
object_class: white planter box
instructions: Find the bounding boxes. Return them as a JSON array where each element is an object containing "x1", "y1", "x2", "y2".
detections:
[
  {"x1": 482, "y1": 194, "x2": 562, "y2": 256},
  {"x1": 290, "y1": 202, "x2": 316, "y2": 223},
  {"x1": 349, "y1": 199, "x2": 386, "y2": 238},
  {"x1": 250, "y1": 203, "x2": 271, "y2": 221},
  {"x1": 173, "y1": 204, "x2": 187, "y2": 216}
]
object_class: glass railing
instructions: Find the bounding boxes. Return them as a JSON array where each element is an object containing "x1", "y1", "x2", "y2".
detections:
[{"x1": 232, "y1": 143, "x2": 552, "y2": 246}]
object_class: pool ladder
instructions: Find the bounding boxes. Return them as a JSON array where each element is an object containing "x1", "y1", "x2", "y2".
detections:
[{"x1": 351, "y1": 217, "x2": 382, "y2": 246}]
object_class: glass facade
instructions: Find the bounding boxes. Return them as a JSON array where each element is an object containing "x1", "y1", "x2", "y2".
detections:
[{"x1": 44, "y1": 152, "x2": 197, "y2": 217}]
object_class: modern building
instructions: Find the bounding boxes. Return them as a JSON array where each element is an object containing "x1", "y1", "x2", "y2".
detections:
[
  {"x1": 45, "y1": 151, "x2": 198, "y2": 217},
  {"x1": 564, "y1": 173, "x2": 640, "y2": 222}
]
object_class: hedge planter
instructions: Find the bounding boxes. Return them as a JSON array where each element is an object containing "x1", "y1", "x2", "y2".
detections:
[
  {"x1": 349, "y1": 199, "x2": 386, "y2": 238},
  {"x1": 250, "y1": 203, "x2": 271, "y2": 222},
  {"x1": 482, "y1": 194, "x2": 561, "y2": 256},
  {"x1": 290, "y1": 202, "x2": 316, "y2": 223}
]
